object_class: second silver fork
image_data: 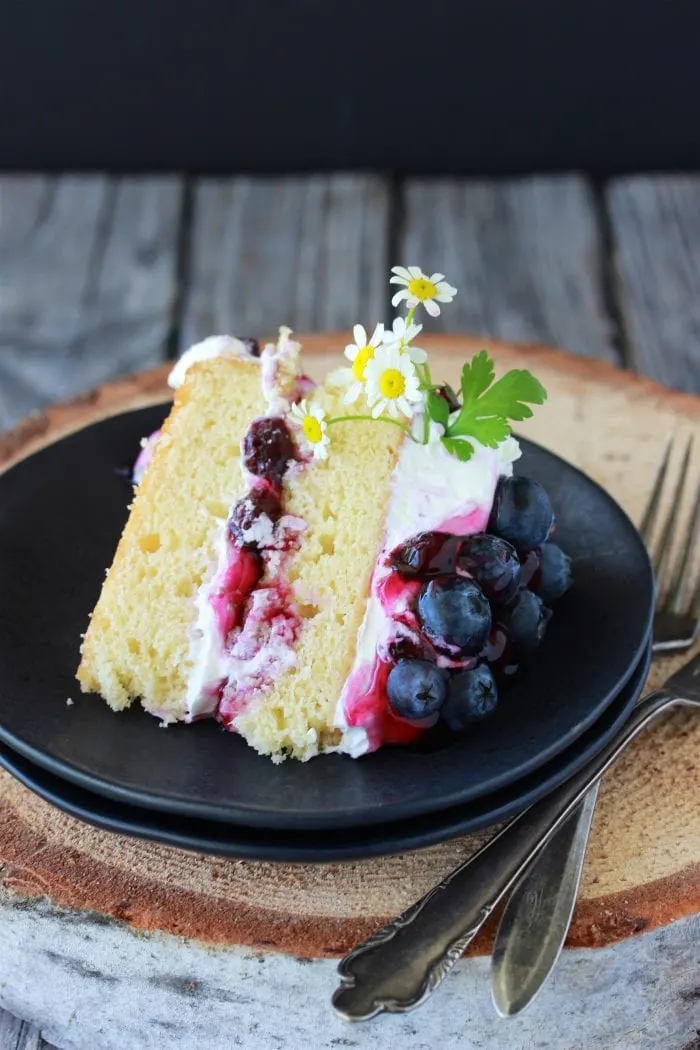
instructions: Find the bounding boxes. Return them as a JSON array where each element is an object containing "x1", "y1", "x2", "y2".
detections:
[{"x1": 490, "y1": 435, "x2": 700, "y2": 1017}]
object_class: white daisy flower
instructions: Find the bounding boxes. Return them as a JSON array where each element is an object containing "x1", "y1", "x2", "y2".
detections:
[
  {"x1": 336, "y1": 322, "x2": 385, "y2": 404},
  {"x1": 289, "y1": 400, "x2": 330, "y2": 460},
  {"x1": 380, "y1": 316, "x2": 428, "y2": 364},
  {"x1": 364, "y1": 344, "x2": 424, "y2": 420},
  {"x1": 390, "y1": 266, "x2": 458, "y2": 317}
]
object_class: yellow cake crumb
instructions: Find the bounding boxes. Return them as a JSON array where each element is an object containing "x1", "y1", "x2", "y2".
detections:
[
  {"x1": 77, "y1": 353, "x2": 404, "y2": 759},
  {"x1": 77, "y1": 357, "x2": 266, "y2": 718}
]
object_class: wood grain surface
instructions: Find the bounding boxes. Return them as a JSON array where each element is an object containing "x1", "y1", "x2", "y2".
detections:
[
  {"x1": 0, "y1": 175, "x2": 183, "y2": 433},
  {"x1": 608, "y1": 175, "x2": 700, "y2": 391},
  {"x1": 401, "y1": 177, "x2": 620, "y2": 363},
  {"x1": 180, "y1": 176, "x2": 391, "y2": 350},
  {"x1": 1, "y1": 334, "x2": 698, "y2": 965},
  {"x1": 1, "y1": 171, "x2": 700, "y2": 1048}
]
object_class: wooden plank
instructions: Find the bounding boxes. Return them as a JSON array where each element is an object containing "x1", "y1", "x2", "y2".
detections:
[
  {"x1": 0, "y1": 175, "x2": 183, "y2": 432},
  {"x1": 607, "y1": 175, "x2": 700, "y2": 392},
  {"x1": 0, "y1": 1009, "x2": 52, "y2": 1050},
  {"x1": 180, "y1": 175, "x2": 391, "y2": 348},
  {"x1": 400, "y1": 176, "x2": 618, "y2": 362}
]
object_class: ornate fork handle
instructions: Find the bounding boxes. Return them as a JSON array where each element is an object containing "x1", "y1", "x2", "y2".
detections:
[{"x1": 332, "y1": 690, "x2": 691, "y2": 1021}]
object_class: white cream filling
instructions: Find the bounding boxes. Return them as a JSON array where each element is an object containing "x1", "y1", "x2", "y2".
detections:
[
  {"x1": 260, "y1": 327, "x2": 302, "y2": 415},
  {"x1": 332, "y1": 425, "x2": 521, "y2": 756},
  {"x1": 178, "y1": 330, "x2": 310, "y2": 726},
  {"x1": 184, "y1": 519, "x2": 232, "y2": 719}
]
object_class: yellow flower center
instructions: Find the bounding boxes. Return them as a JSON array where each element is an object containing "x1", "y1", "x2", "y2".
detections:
[
  {"x1": 408, "y1": 276, "x2": 437, "y2": 301},
  {"x1": 352, "y1": 344, "x2": 375, "y2": 381},
  {"x1": 379, "y1": 368, "x2": 406, "y2": 399},
  {"x1": 302, "y1": 416, "x2": 323, "y2": 444}
]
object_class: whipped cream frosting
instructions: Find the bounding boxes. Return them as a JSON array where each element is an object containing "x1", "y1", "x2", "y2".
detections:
[
  {"x1": 333, "y1": 423, "x2": 521, "y2": 756},
  {"x1": 168, "y1": 335, "x2": 257, "y2": 389},
  {"x1": 184, "y1": 519, "x2": 232, "y2": 718}
]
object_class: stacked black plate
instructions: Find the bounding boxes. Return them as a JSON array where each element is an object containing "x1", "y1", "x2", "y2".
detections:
[{"x1": 0, "y1": 407, "x2": 654, "y2": 862}]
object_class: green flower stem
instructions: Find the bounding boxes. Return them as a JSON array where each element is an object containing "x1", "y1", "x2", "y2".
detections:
[{"x1": 325, "y1": 414, "x2": 420, "y2": 442}]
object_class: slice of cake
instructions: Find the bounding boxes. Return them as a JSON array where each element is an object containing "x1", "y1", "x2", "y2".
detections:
[{"x1": 78, "y1": 266, "x2": 568, "y2": 761}]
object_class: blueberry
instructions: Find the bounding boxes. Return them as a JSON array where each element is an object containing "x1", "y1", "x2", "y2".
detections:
[
  {"x1": 390, "y1": 531, "x2": 459, "y2": 579},
  {"x1": 534, "y1": 542, "x2": 572, "y2": 604},
  {"x1": 441, "y1": 664, "x2": 498, "y2": 732},
  {"x1": 457, "y1": 534, "x2": 521, "y2": 604},
  {"x1": 386, "y1": 659, "x2": 449, "y2": 721},
  {"x1": 417, "y1": 576, "x2": 492, "y2": 656},
  {"x1": 488, "y1": 476, "x2": 554, "y2": 553},
  {"x1": 228, "y1": 486, "x2": 282, "y2": 549},
  {"x1": 498, "y1": 590, "x2": 551, "y2": 654},
  {"x1": 242, "y1": 417, "x2": 296, "y2": 485}
]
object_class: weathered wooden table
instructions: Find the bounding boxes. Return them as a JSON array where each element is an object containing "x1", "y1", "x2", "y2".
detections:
[{"x1": 1, "y1": 172, "x2": 699, "y2": 1050}]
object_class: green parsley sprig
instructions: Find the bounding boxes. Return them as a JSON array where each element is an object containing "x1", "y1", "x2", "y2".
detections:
[{"x1": 423, "y1": 350, "x2": 547, "y2": 461}]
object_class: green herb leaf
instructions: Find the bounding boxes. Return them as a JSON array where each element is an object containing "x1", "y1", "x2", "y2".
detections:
[
  {"x1": 469, "y1": 370, "x2": 548, "y2": 422},
  {"x1": 441, "y1": 435, "x2": 476, "y2": 461},
  {"x1": 460, "y1": 350, "x2": 495, "y2": 407},
  {"x1": 426, "y1": 390, "x2": 450, "y2": 428},
  {"x1": 446, "y1": 351, "x2": 547, "y2": 452},
  {"x1": 465, "y1": 416, "x2": 512, "y2": 448}
]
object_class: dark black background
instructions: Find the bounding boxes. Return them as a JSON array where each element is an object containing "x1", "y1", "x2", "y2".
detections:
[{"x1": 2, "y1": 0, "x2": 699, "y2": 174}]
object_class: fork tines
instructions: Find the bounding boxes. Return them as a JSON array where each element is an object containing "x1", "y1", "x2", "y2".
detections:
[{"x1": 642, "y1": 436, "x2": 700, "y2": 649}]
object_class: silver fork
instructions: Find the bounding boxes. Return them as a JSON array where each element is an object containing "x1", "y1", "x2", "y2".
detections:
[
  {"x1": 648, "y1": 438, "x2": 700, "y2": 652},
  {"x1": 490, "y1": 435, "x2": 700, "y2": 1017},
  {"x1": 332, "y1": 448, "x2": 700, "y2": 1023}
]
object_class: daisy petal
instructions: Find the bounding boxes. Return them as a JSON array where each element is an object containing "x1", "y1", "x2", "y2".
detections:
[
  {"x1": 406, "y1": 296, "x2": 419, "y2": 309},
  {"x1": 391, "y1": 288, "x2": 408, "y2": 307},
  {"x1": 329, "y1": 366, "x2": 352, "y2": 386},
  {"x1": 407, "y1": 265, "x2": 423, "y2": 278},
  {"x1": 391, "y1": 265, "x2": 412, "y2": 281},
  {"x1": 371, "y1": 399, "x2": 385, "y2": 419},
  {"x1": 353, "y1": 323, "x2": 366, "y2": 347},
  {"x1": 370, "y1": 322, "x2": 384, "y2": 345},
  {"x1": 424, "y1": 299, "x2": 440, "y2": 317},
  {"x1": 429, "y1": 272, "x2": 445, "y2": 283},
  {"x1": 407, "y1": 346, "x2": 428, "y2": 363}
]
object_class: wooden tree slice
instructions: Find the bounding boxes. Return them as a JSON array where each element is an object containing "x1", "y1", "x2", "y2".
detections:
[{"x1": 1, "y1": 334, "x2": 698, "y2": 962}]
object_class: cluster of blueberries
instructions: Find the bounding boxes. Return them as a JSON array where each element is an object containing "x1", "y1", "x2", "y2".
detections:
[{"x1": 385, "y1": 476, "x2": 572, "y2": 733}]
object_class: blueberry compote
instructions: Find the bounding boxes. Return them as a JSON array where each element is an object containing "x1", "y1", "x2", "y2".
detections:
[
  {"x1": 213, "y1": 415, "x2": 307, "y2": 727},
  {"x1": 343, "y1": 475, "x2": 570, "y2": 748}
]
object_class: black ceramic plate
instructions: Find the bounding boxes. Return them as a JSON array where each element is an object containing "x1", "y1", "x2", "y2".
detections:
[
  {"x1": 0, "y1": 406, "x2": 654, "y2": 830},
  {"x1": 0, "y1": 642, "x2": 650, "y2": 862}
]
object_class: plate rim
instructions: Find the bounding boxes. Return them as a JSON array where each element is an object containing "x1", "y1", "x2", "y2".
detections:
[
  {"x1": 0, "y1": 406, "x2": 655, "y2": 829},
  {"x1": 0, "y1": 640, "x2": 651, "y2": 862}
]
